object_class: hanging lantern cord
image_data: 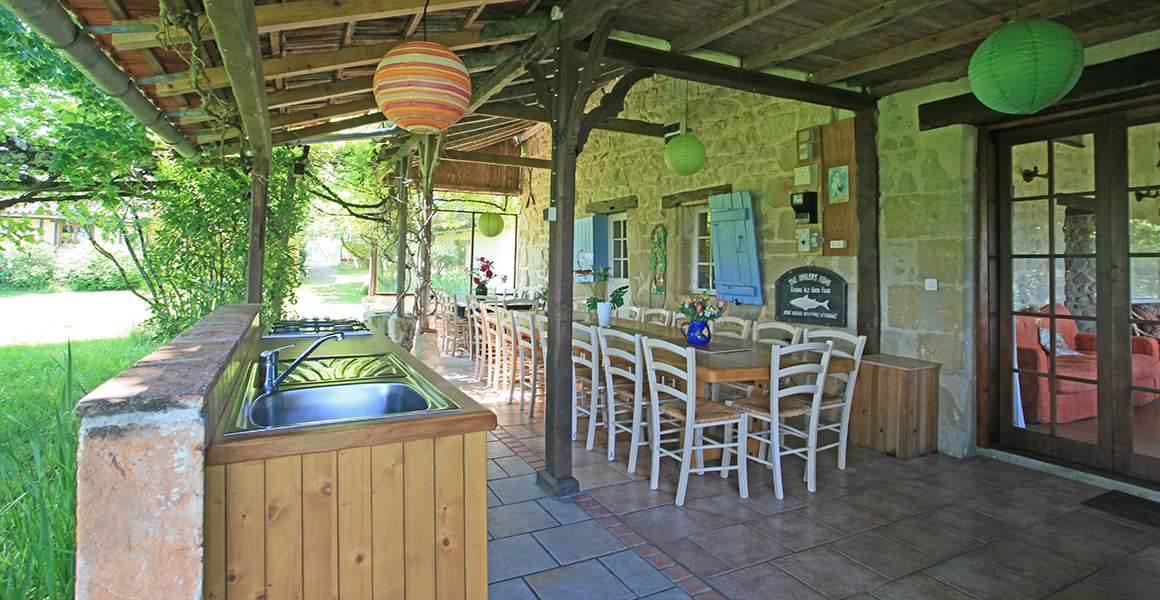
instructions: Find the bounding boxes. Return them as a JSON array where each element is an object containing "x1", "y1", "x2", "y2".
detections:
[{"x1": 423, "y1": 0, "x2": 430, "y2": 41}]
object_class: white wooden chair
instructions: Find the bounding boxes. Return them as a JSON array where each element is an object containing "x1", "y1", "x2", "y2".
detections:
[
  {"x1": 597, "y1": 327, "x2": 649, "y2": 467},
  {"x1": 752, "y1": 321, "x2": 803, "y2": 347},
  {"x1": 640, "y1": 308, "x2": 671, "y2": 326},
  {"x1": 509, "y1": 311, "x2": 541, "y2": 417},
  {"x1": 670, "y1": 313, "x2": 690, "y2": 330},
  {"x1": 710, "y1": 316, "x2": 751, "y2": 340},
  {"x1": 613, "y1": 305, "x2": 642, "y2": 321},
  {"x1": 802, "y1": 329, "x2": 867, "y2": 470},
  {"x1": 572, "y1": 323, "x2": 606, "y2": 448},
  {"x1": 642, "y1": 337, "x2": 747, "y2": 506},
  {"x1": 470, "y1": 300, "x2": 492, "y2": 381},
  {"x1": 727, "y1": 341, "x2": 834, "y2": 498}
]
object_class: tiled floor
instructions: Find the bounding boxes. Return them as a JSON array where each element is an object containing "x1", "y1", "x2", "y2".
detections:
[{"x1": 437, "y1": 357, "x2": 1160, "y2": 600}]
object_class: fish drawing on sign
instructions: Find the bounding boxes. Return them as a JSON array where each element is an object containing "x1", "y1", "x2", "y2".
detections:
[{"x1": 789, "y1": 295, "x2": 830, "y2": 311}]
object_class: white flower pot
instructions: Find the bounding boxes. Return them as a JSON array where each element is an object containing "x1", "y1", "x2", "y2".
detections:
[{"x1": 596, "y1": 302, "x2": 613, "y2": 327}]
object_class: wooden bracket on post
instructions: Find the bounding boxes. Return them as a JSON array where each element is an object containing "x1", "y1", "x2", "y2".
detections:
[
  {"x1": 587, "y1": 194, "x2": 638, "y2": 215},
  {"x1": 661, "y1": 184, "x2": 732, "y2": 208}
]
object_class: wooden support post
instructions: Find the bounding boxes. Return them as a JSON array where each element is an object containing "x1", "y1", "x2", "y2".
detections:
[
  {"x1": 416, "y1": 134, "x2": 443, "y2": 331},
  {"x1": 539, "y1": 42, "x2": 582, "y2": 501},
  {"x1": 395, "y1": 151, "x2": 411, "y2": 319},
  {"x1": 245, "y1": 148, "x2": 272, "y2": 305},
  {"x1": 854, "y1": 109, "x2": 880, "y2": 354}
]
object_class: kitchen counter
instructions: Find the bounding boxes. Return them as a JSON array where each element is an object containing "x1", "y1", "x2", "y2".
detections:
[
  {"x1": 205, "y1": 330, "x2": 497, "y2": 464},
  {"x1": 203, "y1": 328, "x2": 495, "y2": 600}
]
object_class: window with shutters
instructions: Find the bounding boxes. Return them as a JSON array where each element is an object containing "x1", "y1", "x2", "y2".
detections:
[
  {"x1": 708, "y1": 191, "x2": 763, "y2": 305},
  {"x1": 610, "y1": 213, "x2": 628, "y2": 279},
  {"x1": 692, "y1": 206, "x2": 715, "y2": 292}
]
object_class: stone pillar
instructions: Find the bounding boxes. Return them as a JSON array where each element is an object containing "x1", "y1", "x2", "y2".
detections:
[
  {"x1": 74, "y1": 304, "x2": 261, "y2": 600},
  {"x1": 1064, "y1": 207, "x2": 1097, "y2": 333}
]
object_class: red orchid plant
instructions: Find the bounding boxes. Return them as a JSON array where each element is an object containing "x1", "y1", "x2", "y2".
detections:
[{"x1": 467, "y1": 257, "x2": 506, "y2": 286}]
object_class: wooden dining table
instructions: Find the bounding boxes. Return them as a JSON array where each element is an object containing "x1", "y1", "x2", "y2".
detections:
[{"x1": 577, "y1": 317, "x2": 855, "y2": 392}]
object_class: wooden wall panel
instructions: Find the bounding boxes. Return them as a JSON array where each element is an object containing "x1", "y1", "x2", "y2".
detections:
[
  {"x1": 404, "y1": 439, "x2": 437, "y2": 600},
  {"x1": 265, "y1": 455, "x2": 303, "y2": 600},
  {"x1": 204, "y1": 436, "x2": 485, "y2": 600},
  {"x1": 204, "y1": 465, "x2": 227, "y2": 600},
  {"x1": 434, "y1": 435, "x2": 466, "y2": 600},
  {"x1": 463, "y1": 432, "x2": 487, "y2": 599},
  {"x1": 822, "y1": 118, "x2": 857, "y2": 256},
  {"x1": 372, "y1": 443, "x2": 406, "y2": 599},
  {"x1": 303, "y1": 451, "x2": 339, "y2": 600},
  {"x1": 226, "y1": 461, "x2": 265, "y2": 600},
  {"x1": 338, "y1": 447, "x2": 373, "y2": 599}
]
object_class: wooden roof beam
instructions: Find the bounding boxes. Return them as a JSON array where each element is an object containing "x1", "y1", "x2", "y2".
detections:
[
  {"x1": 668, "y1": 0, "x2": 803, "y2": 53},
  {"x1": 741, "y1": 0, "x2": 955, "y2": 71},
  {"x1": 592, "y1": 39, "x2": 877, "y2": 111},
  {"x1": 442, "y1": 148, "x2": 550, "y2": 169},
  {"x1": 474, "y1": 101, "x2": 665, "y2": 137},
  {"x1": 811, "y1": 0, "x2": 1110, "y2": 85},
  {"x1": 112, "y1": 0, "x2": 516, "y2": 50},
  {"x1": 155, "y1": 21, "x2": 541, "y2": 96},
  {"x1": 872, "y1": 2, "x2": 1160, "y2": 96},
  {"x1": 204, "y1": 0, "x2": 271, "y2": 151}
]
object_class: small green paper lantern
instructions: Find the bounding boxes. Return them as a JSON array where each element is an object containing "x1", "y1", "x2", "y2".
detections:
[
  {"x1": 968, "y1": 20, "x2": 1084, "y2": 115},
  {"x1": 664, "y1": 134, "x2": 706, "y2": 176},
  {"x1": 478, "y1": 213, "x2": 503, "y2": 237}
]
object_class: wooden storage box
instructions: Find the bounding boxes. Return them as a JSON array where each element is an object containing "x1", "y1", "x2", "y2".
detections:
[{"x1": 849, "y1": 354, "x2": 941, "y2": 460}]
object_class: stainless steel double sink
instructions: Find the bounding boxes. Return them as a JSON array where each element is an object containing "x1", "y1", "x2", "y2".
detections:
[{"x1": 224, "y1": 354, "x2": 460, "y2": 435}]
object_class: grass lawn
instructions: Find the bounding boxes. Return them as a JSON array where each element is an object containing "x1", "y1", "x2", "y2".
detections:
[
  {"x1": 0, "y1": 336, "x2": 159, "y2": 600},
  {"x1": 308, "y1": 280, "x2": 368, "y2": 305}
]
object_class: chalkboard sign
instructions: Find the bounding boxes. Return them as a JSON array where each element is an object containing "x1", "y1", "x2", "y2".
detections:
[{"x1": 775, "y1": 267, "x2": 847, "y2": 328}]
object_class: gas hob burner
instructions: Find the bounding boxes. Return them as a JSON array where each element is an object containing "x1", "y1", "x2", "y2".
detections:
[{"x1": 264, "y1": 317, "x2": 372, "y2": 338}]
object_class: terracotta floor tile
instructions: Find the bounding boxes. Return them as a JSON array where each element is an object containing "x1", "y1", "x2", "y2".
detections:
[
  {"x1": 662, "y1": 565, "x2": 692, "y2": 582},
  {"x1": 827, "y1": 530, "x2": 938, "y2": 579},
  {"x1": 747, "y1": 511, "x2": 845, "y2": 552},
  {"x1": 773, "y1": 546, "x2": 888, "y2": 599},
  {"x1": 574, "y1": 463, "x2": 633, "y2": 489},
  {"x1": 709, "y1": 562, "x2": 828, "y2": 600},
  {"x1": 634, "y1": 543, "x2": 660, "y2": 558},
  {"x1": 970, "y1": 537, "x2": 1090, "y2": 590},
  {"x1": 657, "y1": 538, "x2": 733, "y2": 579},
  {"x1": 916, "y1": 469, "x2": 999, "y2": 498},
  {"x1": 1012, "y1": 521, "x2": 1132, "y2": 568},
  {"x1": 920, "y1": 504, "x2": 1021, "y2": 542},
  {"x1": 865, "y1": 573, "x2": 974, "y2": 600},
  {"x1": 736, "y1": 484, "x2": 810, "y2": 515},
  {"x1": 588, "y1": 484, "x2": 645, "y2": 515},
  {"x1": 991, "y1": 483, "x2": 1082, "y2": 516},
  {"x1": 848, "y1": 457, "x2": 929, "y2": 482},
  {"x1": 647, "y1": 553, "x2": 677, "y2": 570},
  {"x1": 795, "y1": 500, "x2": 888, "y2": 535},
  {"x1": 954, "y1": 459, "x2": 1045, "y2": 487},
  {"x1": 876, "y1": 516, "x2": 981, "y2": 561},
  {"x1": 621, "y1": 506, "x2": 710, "y2": 544},
  {"x1": 690, "y1": 524, "x2": 792, "y2": 569},
  {"x1": 841, "y1": 488, "x2": 930, "y2": 521},
  {"x1": 1082, "y1": 562, "x2": 1160, "y2": 600},
  {"x1": 1049, "y1": 509, "x2": 1160, "y2": 553},
  {"x1": 616, "y1": 478, "x2": 680, "y2": 509},
  {"x1": 881, "y1": 479, "x2": 967, "y2": 508},
  {"x1": 676, "y1": 494, "x2": 763, "y2": 529},
  {"x1": 694, "y1": 591, "x2": 726, "y2": 600},
  {"x1": 1042, "y1": 583, "x2": 1127, "y2": 600},
  {"x1": 677, "y1": 577, "x2": 711, "y2": 596},
  {"x1": 487, "y1": 500, "x2": 561, "y2": 539},
  {"x1": 1025, "y1": 473, "x2": 1107, "y2": 500},
  {"x1": 924, "y1": 555, "x2": 1049, "y2": 600},
  {"x1": 1121, "y1": 544, "x2": 1160, "y2": 578},
  {"x1": 534, "y1": 520, "x2": 626, "y2": 565},
  {"x1": 599, "y1": 549, "x2": 674, "y2": 597},
  {"x1": 957, "y1": 491, "x2": 1061, "y2": 528}
]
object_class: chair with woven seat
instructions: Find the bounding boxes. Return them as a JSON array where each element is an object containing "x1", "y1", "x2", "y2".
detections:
[
  {"x1": 597, "y1": 327, "x2": 650, "y2": 467},
  {"x1": 507, "y1": 311, "x2": 540, "y2": 417},
  {"x1": 802, "y1": 329, "x2": 866, "y2": 470},
  {"x1": 710, "y1": 316, "x2": 751, "y2": 340},
  {"x1": 440, "y1": 293, "x2": 470, "y2": 356},
  {"x1": 640, "y1": 308, "x2": 671, "y2": 326},
  {"x1": 614, "y1": 305, "x2": 642, "y2": 321},
  {"x1": 572, "y1": 323, "x2": 606, "y2": 448},
  {"x1": 752, "y1": 321, "x2": 803, "y2": 347},
  {"x1": 642, "y1": 337, "x2": 747, "y2": 506},
  {"x1": 728, "y1": 340, "x2": 834, "y2": 498}
]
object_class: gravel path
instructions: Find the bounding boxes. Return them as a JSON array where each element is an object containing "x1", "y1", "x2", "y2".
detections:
[{"x1": 0, "y1": 290, "x2": 151, "y2": 345}]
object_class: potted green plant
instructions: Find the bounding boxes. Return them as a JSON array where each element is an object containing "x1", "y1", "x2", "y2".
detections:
[{"x1": 575, "y1": 265, "x2": 628, "y2": 327}]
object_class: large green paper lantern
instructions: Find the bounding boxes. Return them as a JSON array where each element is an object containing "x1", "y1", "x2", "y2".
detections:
[
  {"x1": 478, "y1": 213, "x2": 504, "y2": 237},
  {"x1": 664, "y1": 134, "x2": 706, "y2": 176},
  {"x1": 968, "y1": 20, "x2": 1084, "y2": 115}
]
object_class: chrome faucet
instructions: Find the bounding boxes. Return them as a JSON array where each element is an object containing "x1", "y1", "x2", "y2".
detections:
[{"x1": 260, "y1": 331, "x2": 346, "y2": 394}]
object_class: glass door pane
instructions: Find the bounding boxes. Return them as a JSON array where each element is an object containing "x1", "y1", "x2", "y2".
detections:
[{"x1": 1127, "y1": 120, "x2": 1160, "y2": 462}]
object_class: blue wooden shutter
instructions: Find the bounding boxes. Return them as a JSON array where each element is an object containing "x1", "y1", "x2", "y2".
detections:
[
  {"x1": 573, "y1": 215, "x2": 609, "y2": 282},
  {"x1": 709, "y1": 191, "x2": 763, "y2": 305}
]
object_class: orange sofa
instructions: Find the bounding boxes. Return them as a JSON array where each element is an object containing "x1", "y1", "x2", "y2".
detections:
[{"x1": 1014, "y1": 304, "x2": 1160, "y2": 423}]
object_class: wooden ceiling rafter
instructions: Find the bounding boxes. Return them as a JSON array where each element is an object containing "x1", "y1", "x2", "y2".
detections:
[
  {"x1": 741, "y1": 0, "x2": 957, "y2": 71},
  {"x1": 668, "y1": 0, "x2": 803, "y2": 53},
  {"x1": 810, "y1": 0, "x2": 1112, "y2": 86},
  {"x1": 111, "y1": 0, "x2": 518, "y2": 51}
]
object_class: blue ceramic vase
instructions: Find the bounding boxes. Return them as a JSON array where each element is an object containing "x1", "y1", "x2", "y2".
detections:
[{"x1": 686, "y1": 320, "x2": 711, "y2": 346}]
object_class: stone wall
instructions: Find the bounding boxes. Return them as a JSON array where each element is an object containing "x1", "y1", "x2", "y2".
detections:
[
  {"x1": 517, "y1": 75, "x2": 984, "y2": 457},
  {"x1": 517, "y1": 76, "x2": 858, "y2": 325},
  {"x1": 876, "y1": 81, "x2": 977, "y2": 457}
]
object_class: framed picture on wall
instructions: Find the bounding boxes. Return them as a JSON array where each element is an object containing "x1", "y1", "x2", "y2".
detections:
[{"x1": 828, "y1": 165, "x2": 849, "y2": 203}]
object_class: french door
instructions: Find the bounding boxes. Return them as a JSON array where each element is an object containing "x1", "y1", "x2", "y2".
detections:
[{"x1": 997, "y1": 112, "x2": 1160, "y2": 482}]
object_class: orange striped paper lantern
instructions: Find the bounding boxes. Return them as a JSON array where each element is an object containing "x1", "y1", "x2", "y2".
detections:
[{"x1": 373, "y1": 41, "x2": 472, "y2": 134}]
